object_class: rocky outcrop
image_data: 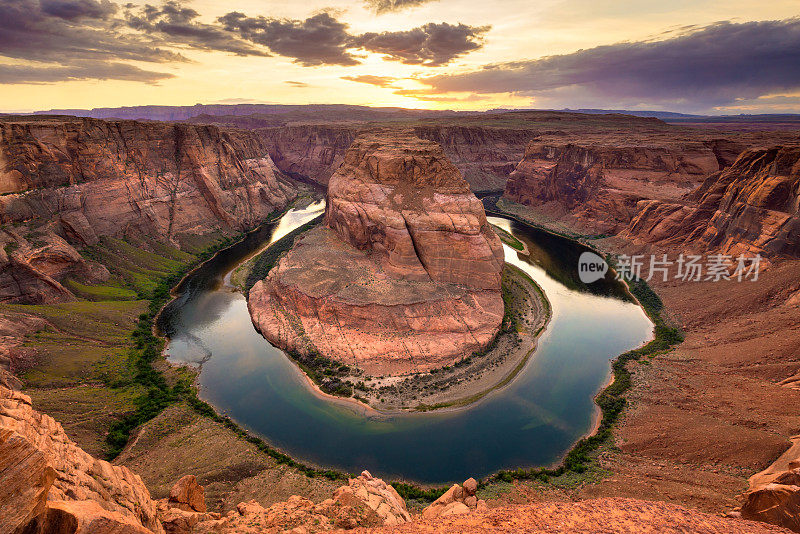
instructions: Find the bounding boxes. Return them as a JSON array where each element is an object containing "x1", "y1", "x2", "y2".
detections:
[
  {"x1": 249, "y1": 132, "x2": 505, "y2": 375},
  {"x1": 260, "y1": 124, "x2": 531, "y2": 190},
  {"x1": 504, "y1": 140, "x2": 724, "y2": 233},
  {"x1": 0, "y1": 116, "x2": 296, "y2": 302},
  {"x1": 0, "y1": 427, "x2": 56, "y2": 533},
  {"x1": 422, "y1": 477, "x2": 488, "y2": 519},
  {"x1": 158, "y1": 470, "x2": 409, "y2": 533},
  {"x1": 625, "y1": 146, "x2": 800, "y2": 259},
  {"x1": 0, "y1": 385, "x2": 163, "y2": 533}
]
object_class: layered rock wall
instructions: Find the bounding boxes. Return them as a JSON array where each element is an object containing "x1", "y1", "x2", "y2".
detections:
[
  {"x1": 0, "y1": 117, "x2": 296, "y2": 302},
  {"x1": 503, "y1": 141, "x2": 725, "y2": 233},
  {"x1": 624, "y1": 146, "x2": 800, "y2": 258}
]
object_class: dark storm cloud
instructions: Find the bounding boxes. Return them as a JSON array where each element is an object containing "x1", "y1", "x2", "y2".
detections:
[
  {"x1": 363, "y1": 0, "x2": 438, "y2": 14},
  {"x1": 40, "y1": 0, "x2": 116, "y2": 20},
  {"x1": 354, "y1": 22, "x2": 489, "y2": 66},
  {"x1": 218, "y1": 12, "x2": 357, "y2": 66},
  {"x1": 422, "y1": 18, "x2": 800, "y2": 109},
  {"x1": 341, "y1": 74, "x2": 399, "y2": 87},
  {"x1": 220, "y1": 14, "x2": 488, "y2": 67},
  {"x1": 0, "y1": 0, "x2": 181, "y2": 64},
  {"x1": 0, "y1": 0, "x2": 487, "y2": 85},
  {"x1": 0, "y1": 61, "x2": 173, "y2": 84},
  {"x1": 125, "y1": 1, "x2": 268, "y2": 56}
]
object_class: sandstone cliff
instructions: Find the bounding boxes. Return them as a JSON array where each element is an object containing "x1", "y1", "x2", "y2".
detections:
[
  {"x1": 249, "y1": 132, "x2": 504, "y2": 375},
  {"x1": 625, "y1": 146, "x2": 800, "y2": 258},
  {"x1": 503, "y1": 139, "x2": 731, "y2": 233},
  {"x1": 0, "y1": 116, "x2": 296, "y2": 302}
]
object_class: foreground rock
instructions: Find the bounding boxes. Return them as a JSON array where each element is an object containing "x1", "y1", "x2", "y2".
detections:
[
  {"x1": 0, "y1": 385, "x2": 163, "y2": 533},
  {"x1": 167, "y1": 470, "x2": 410, "y2": 533},
  {"x1": 0, "y1": 116, "x2": 296, "y2": 303},
  {"x1": 376, "y1": 498, "x2": 790, "y2": 533},
  {"x1": 249, "y1": 132, "x2": 504, "y2": 375},
  {"x1": 422, "y1": 477, "x2": 488, "y2": 519}
]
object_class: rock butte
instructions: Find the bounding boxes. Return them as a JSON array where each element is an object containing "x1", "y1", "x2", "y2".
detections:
[{"x1": 248, "y1": 132, "x2": 505, "y2": 375}]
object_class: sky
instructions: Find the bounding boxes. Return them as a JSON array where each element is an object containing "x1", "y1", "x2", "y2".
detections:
[{"x1": 1, "y1": 0, "x2": 799, "y2": 114}]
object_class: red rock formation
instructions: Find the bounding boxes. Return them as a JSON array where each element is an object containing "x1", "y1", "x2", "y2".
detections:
[
  {"x1": 625, "y1": 146, "x2": 800, "y2": 259},
  {"x1": 249, "y1": 133, "x2": 504, "y2": 375},
  {"x1": 0, "y1": 116, "x2": 296, "y2": 302},
  {"x1": 0, "y1": 427, "x2": 56, "y2": 533}
]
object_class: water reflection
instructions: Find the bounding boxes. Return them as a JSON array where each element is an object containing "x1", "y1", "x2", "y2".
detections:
[{"x1": 158, "y1": 204, "x2": 652, "y2": 483}]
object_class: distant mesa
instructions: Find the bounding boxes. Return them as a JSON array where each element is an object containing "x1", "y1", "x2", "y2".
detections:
[{"x1": 248, "y1": 131, "x2": 505, "y2": 376}]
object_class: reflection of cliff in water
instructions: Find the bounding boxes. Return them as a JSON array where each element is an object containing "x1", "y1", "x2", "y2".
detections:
[{"x1": 488, "y1": 217, "x2": 631, "y2": 301}]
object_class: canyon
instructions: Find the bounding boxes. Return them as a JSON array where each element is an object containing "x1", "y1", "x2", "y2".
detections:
[
  {"x1": 1, "y1": 108, "x2": 800, "y2": 533},
  {"x1": 248, "y1": 132, "x2": 506, "y2": 376}
]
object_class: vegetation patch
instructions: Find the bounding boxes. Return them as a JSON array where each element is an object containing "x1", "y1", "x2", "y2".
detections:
[
  {"x1": 243, "y1": 215, "x2": 322, "y2": 294},
  {"x1": 490, "y1": 222, "x2": 525, "y2": 251},
  {"x1": 64, "y1": 279, "x2": 138, "y2": 301}
]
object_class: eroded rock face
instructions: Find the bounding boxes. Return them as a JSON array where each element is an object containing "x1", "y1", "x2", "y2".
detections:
[
  {"x1": 324, "y1": 133, "x2": 504, "y2": 289},
  {"x1": 504, "y1": 141, "x2": 723, "y2": 233},
  {"x1": 249, "y1": 133, "x2": 504, "y2": 375},
  {"x1": 0, "y1": 116, "x2": 296, "y2": 303},
  {"x1": 625, "y1": 146, "x2": 800, "y2": 259},
  {"x1": 0, "y1": 427, "x2": 56, "y2": 533},
  {"x1": 0, "y1": 385, "x2": 163, "y2": 533}
]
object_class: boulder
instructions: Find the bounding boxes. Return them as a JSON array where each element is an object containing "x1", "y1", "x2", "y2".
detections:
[
  {"x1": 36, "y1": 500, "x2": 153, "y2": 534},
  {"x1": 741, "y1": 483, "x2": 800, "y2": 532},
  {"x1": 168, "y1": 475, "x2": 206, "y2": 513},
  {"x1": 422, "y1": 478, "x2": 484, "y2": 519}
]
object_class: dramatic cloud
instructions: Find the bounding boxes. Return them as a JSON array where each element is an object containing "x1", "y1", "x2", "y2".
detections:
[
  {"x1": 220, "y1": 14, "x2": 488, "y2": 67},
  {"x1": 125, "y1": 2, "x2": 268, "y2": 57},
  {"x1": 422, "y1": 19, "x2": 800, "y2": 111},
  {"x1": 341, "y1": 75, "x2": 399, "y2": 87},
  {"x1": 219, "y1": 12, "x2": 357, "y2": 66},
  {"x1": 0, "y1": 0, "x2": 487, "y2": 85},
  {"x1": 354, "y1": 22, "x2": 489, "y2": 66},
  {"x1": 284, "y1": 80, "x2": 309, "y2": 87},
  {"x1": 0, "y1": 61, "x2": 173, "y2": 84},
  {"x1": 40, "y1": 0, "x2": 116, "y2": 20},
  {"x1": 363, "y1": 0, "x2": 438, "y2": 14},
  {"x1": 0, "y1": 0, "x2": 181, "y2": 64}
]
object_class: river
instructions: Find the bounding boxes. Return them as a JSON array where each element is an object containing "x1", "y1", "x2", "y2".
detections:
[{"x1": 157, "y1": 202, "x2": 652, "y2": 484}]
